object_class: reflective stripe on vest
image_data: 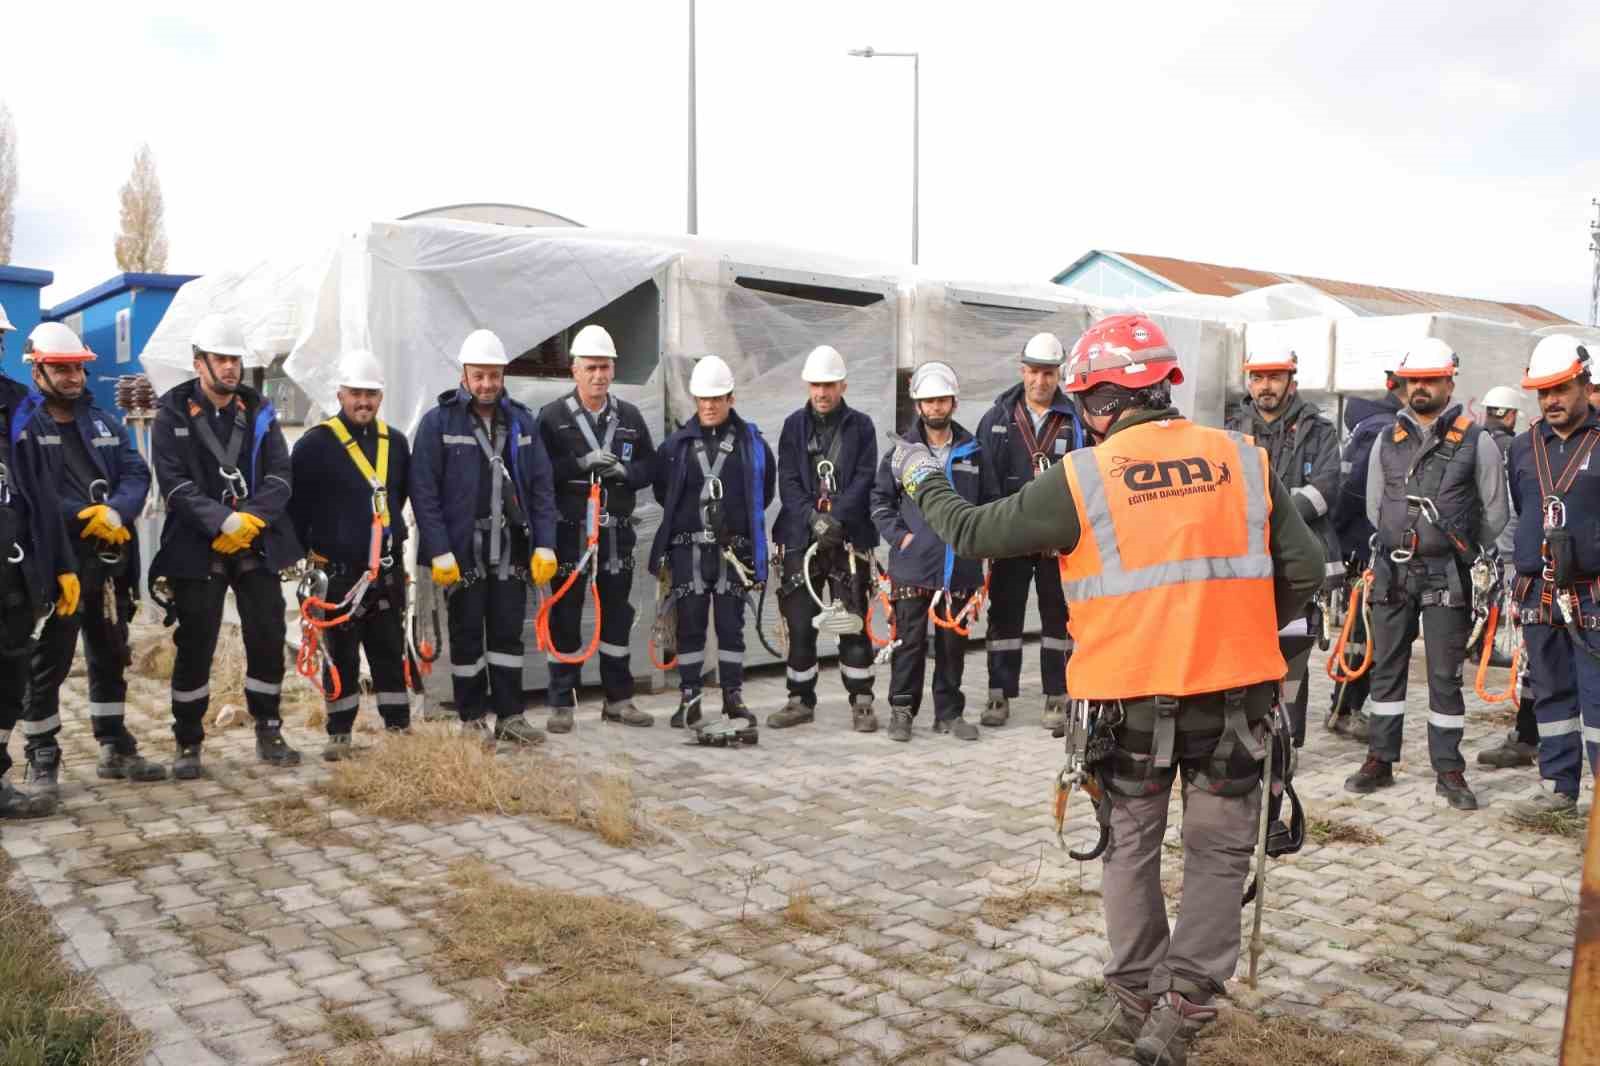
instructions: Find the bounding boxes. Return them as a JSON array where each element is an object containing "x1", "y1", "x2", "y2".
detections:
[
  {"x1": 1060, "y1": 420, "x2": 1286, "y2": 699},
  {"x1": 323, "y1": 417, "x2": 391, "y2": 527}
]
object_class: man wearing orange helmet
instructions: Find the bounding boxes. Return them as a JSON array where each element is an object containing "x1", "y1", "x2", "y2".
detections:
[
  {"x1": 1346, "y1": 338, "x2": 1507, "y2": 810},
  {"x1": 890, "y1": 314, "x2": 1322, "y2": 1065}
]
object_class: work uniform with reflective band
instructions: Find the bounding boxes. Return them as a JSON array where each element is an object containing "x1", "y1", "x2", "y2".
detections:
[
  {"x1": 21, "y1": 392, "x2": 150, "y2": 759},
  {"x1": 909, "y1": 407, "x2": 1322, "y2": 1007},
  {"x1": 774, "y1": 400, "x2": 878, "y2": 708},
  {"x1": 1506, "y1": 409, "x2": 1600, "y2": 798},
  {"x1": 410, "y1": 388, "x2": 557, "y2": 726},
  {"x1": 648, "y1": 411, "x2": 774, "y2": 707},
  {"x1": 977, "y1": 383, "x2": 1083, "y2": 702},
  {"x1": 870, "y1": 422, "x2": 984, "y2": 724},
  {"x1": 537, "y1": 391, "x2": 657, "y2": 709},
  {"x1": 1227, "y1": 393, "x2": 1341, "y2": 746},
  {"x1": 289, "y1": 413, "x2": 412, "y2": 737},
  {"x1": 0, "y1": 379, "x2": 76, "y2": 788},
  {"x1": 150, "y1": 381, "x2": 302, "y2": 748},
  {"x1": 1363, "y1": 404, "x2": 1508, "y2": 771}
]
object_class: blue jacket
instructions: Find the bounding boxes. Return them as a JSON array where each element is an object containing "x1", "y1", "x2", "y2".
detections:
[
  {"x1": 774, "y1": 400, "x2": 878, "y2": 551},
  {"x1": 151, "y1": 380, "x2": 301, "y2": 580},
  {"x1": 410, "y1": 388, "x2": 557, "y2": 570},
  {"x1": 20, "y1": 389, "x2": 150, "y2": 588},
  {"x1": 976, "y1": 382, "x2": 1084, "y2": 503},
  {"x1": 1507, "y1": 408, "x2": 1600, "y2": 580},
  {"x1": 0, "y1": 377, "x2": 74, "y2": 614},
  {"x1": 1333, "y1": 392, "x2": 1403, "y2": 564},
  {"x1": 649, "y1": 411, "x2": 774, "y2": 583},
  {"x1": 871, "y1": 420, "x2": 983, "y2": 590}
]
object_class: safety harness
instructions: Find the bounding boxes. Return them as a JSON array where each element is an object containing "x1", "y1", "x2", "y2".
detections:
[
  {"x1": 189, "y1": 398, "x2": 251, "y2": 509},
  {"x1": 0, "y1": 410, "x2": 54, "y2": 652},
  {"x1": 1515, "y1": 423, "x2": 1600, "y2": 662},
  {"x1": 1386, "y1": 416, "x2": 1477, "y2": 614},
  {"x1": 670, "y1": 427, "x2": 749, "y2": 596},
  {"x1": 470, "y1": 414, "x2": 527, "y2": 583},
  {"x1": 535, "y1": 475, "x2": 603, "y2": 665},
  {"x1": 925, "y1": 439, "x2": 988, "y2": 635},
  {"x1": 1011, "y1": 400, "x2": 1070, "y2": 478},
  {"x1": 562, "y1": 394, "x2": 627, "y2": 575}
]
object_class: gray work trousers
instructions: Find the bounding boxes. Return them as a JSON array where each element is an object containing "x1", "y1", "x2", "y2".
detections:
[{"x1": 1366, "y1": 558, "x2": 1470, "y2": 772}]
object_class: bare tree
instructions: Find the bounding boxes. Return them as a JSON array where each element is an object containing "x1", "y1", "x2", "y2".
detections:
[
  {"x1": 114, "y1": 143, "x2": 169, "y2": 272},
  {"x1": 0, "y1": 102, "x2": 18, "y2": 265}
]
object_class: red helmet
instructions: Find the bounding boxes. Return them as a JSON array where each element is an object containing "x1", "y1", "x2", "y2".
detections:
[{"x1": 1064, "y1": 314, "x2": 1184, "y2": 393}]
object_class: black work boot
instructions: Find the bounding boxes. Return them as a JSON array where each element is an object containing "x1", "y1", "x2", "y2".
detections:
[
  {"x1": 255, "y1": 720, "x2": 303, "y2": 766},
  {"x1": 172, "y1": 744, "x2": 204, "y2": 780},
  {"x1": 1477, "y1": 730, "x2": 1536, "y2": 769},
  {"x1": 767, "y1": 696, "x2": 814, "y2": 729},
  {"x1": 601, "y1": 700, "x2": 653, "y2": 727},
  {"x1": 98, "y1": 735, "x2": 168, "y2": 782},
  {"x1": 1343, "y1": 755, "x2": 1395, "y2": 794},
  {"x1": 0, "y1": 779, "x2": 54, "y2": 819},
  {"x1": 720, "y1": 693, "x2": 756, "y2": 725},
  {"x1": 670, "y1": 692, "x2": 703, "y2": 730},
  {"x1": 887, "y1": 706, "x2": 913, "y2": 742},
  {"x1": 546, "y1": 707, "x2": 575, "y2": 734},
  {"x1": 1134, "y1": 991, "x2": 1216, "y2": 1066},
  {"x1": 850, "y1": 694, "x2": 879, "y2": 733},
  {"x1": 24, "y1": 746, "x2": 62, "y2": 804},
  {"x1": 933, "y1": 717, "x2": 980, "y2": 741},
  {"x1": 980, "y1": 689, "x2": 1009, "y2": 727},
  {"x1": 1107, "y1": 981, "x2": 1153, "y2": 1043},
  {"x1": 1435, "y1": 770, "x2": 1479, "y2": 811}
]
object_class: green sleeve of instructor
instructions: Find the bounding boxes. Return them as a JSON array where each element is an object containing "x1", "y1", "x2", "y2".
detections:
[{"x1": 912, "y1": 444, "x2": 1325, "y2": 629}]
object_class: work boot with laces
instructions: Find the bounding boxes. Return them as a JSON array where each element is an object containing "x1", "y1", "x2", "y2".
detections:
[
  {"x1": 850, "y1": 694, "x2": 879, "y2": 733},
  {"x1": 601, "y1": 700, "x2": 653, "y2": 727},
  {"x1": 1041, "y1": 694, "x2": 1068, "y2": 733},
  {"x1": 1477, "y1": 730, "x2": 1537, "y2": 769},
  {"x1": 255, "y1": 720, "x2": 303, "y2": 766},
  {"x1": 1435, "y1": 770, "x2": 1479, "y2": 810},
  {"x1": 25, "y1": 746, "x2": 62, "y2": 804},
  {"x1": 1327, "y1": 708, "x2": 1372, "y2": 741},
  {"x1": 97, "y1": 733, "x2": 167, "y2": 781},
  {"x1": 0, "y1": 779, "x2": 54, "y2": 819},
  {"x1": 322, "y1": 734, "x2": 356, "y2": 762},
  {"x1": 767, "y1": 697, "x2": 815, "y2": 729},
  {"x1": 1344, "y1": 755, "x2": 1395, "y2": 794},
  {"x1": 546, "y1": 706, "x2": 575, "y2": 734},
  {"x1": 887, "y1": 706, "x2": 913, "y2": 742},
  {"x1": 172, "y1": 744, "x2": 204, "y2": 780},
  {"x1": 670, "y1": 692, "x2": 703, "y2": 729},
  {"x1": 720, "y1": 693, "x2": 756, "y2": 725},
  {"x1": 980, "y1": 689, "x2": 1009, "y2": 727},
  {"x1": 493, "y1": 713, "x2": 547, "y2": 746},
  {"x1": 1133, "y1": 991, "x2": 1217, "y2": 1066},
  {"x1": 1510, "y1": 790, "x2": 1579, "y2": 822},
  {"x1": 1106, "y1": 981, "x2": 1153, "y2": 1043},
  {"x1": 933, "y1": 716, "x2": 980, "y2": 741}
]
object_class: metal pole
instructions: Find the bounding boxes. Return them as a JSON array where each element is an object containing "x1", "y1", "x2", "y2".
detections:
[
  {"x1": 911, "y1": 53, "x2": 919, "y2": 265},
  {"x1": 687, "y1": 0, "x2": 698, "y2": 235}
]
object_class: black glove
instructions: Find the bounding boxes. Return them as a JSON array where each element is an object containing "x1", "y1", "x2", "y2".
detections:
[
  {"x1": 809, "y1": 511, "x2": 846, "y2": 549},
  {"x1": 1292, "y1": 491, "x2": 1320, "y2": 526}
]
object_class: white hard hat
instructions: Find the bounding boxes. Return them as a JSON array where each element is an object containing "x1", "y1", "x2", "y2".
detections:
[
  {"x1": 0, "y1": 302, "x2": 14, "y2": 332},
  {"x1": 458, "y1": 328, "x2": 511, "y2": 368},
  {"x1": 191, "y1": 314, "x2": 251, "y2": 358},
  {"x1": 801, "y1": 344, "x2": 847, "y2": 384},
  {"x1": 1481, "y1": 385, "x2": 1523, "y2": 413},
  {"x1": 24, "y1": 321, "x2": 94, "y2": 364},
  {"x1": 1021, "y1": 332, "x2": 1064, "y2": 367},
  {"x1": 337, "y1": 350, "x2": 385, "y2": 390},
  {"x1": 1394, "y1": 337, "x2": 1458, "y2": 380},
  {"x1": 1242, "y1": 348, "x2": 1298, "y2": 374},
  {"x1": 1522, "y1": 334, "x2": 1592, "y2": 390},
  {"x1": 689, "y1": 355, "x2": 736, "y2": 398},
  {"x1": 909, "y1": 361, "x2": 959, "y2": 400},
  {"x1": 570, "y1": 324, "x2": 618, "y2": 360}
]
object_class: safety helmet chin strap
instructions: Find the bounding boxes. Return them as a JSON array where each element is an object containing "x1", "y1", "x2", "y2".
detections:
[
  {"x1": 195, "y1": 348, "x2": 240, "y2": 395},
  {"x1": 32, "y1": 363, "x2": 81, "y2": 405},
  {"x1": 1073, "y1": 380, "x2": 1171, "y2": 440}
]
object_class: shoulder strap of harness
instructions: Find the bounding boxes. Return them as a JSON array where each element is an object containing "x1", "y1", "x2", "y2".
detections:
[
  {"x1": 324, "y1": 417, "x2": 391, "y2": 528},
  {"x1": 564, "y1": 393, "x2": 618, "y2": 455},
  {"x1": 1531, "y1": 422, "x2": 1600, "y2": 501},
  {"x1": 1011, "y1": 401, "x2": 1067, "y2": 475},
  {"x1": 187, "y1": 398, "x2": 249, "y2": 504}
]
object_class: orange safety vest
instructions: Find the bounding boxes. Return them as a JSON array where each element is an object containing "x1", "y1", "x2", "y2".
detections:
[{"x1": 1059, "y1": 418, "x2": 1287, "y2": 700}]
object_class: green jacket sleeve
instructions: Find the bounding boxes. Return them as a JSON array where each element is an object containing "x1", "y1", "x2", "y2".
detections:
[
  {"x1": 1268, "y1": 469, "x2": 1324, "y2": 627},
  {"x1": 912, "y1": 467, "x2": 1081, "y2": 561}
]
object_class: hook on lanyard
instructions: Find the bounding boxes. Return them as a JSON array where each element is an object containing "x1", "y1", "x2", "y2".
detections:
[
  {"x1": 1543, "y1": 495, "x2": 1567, "y2": 532},
  {"x1": 219, "y1": 466, "x2": 249, "y2": 507},
  {"x1": 6, "y1": 542, "x2": 22, "y2": 564},
  {"x1": 816, "y1": 459, "x2": 837, "y2": 495},
  {"x1": 1033, "y1": 452, "x2": 1051, "y2": 477}
]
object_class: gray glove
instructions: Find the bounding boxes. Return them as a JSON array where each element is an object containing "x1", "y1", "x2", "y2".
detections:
[
  {"x1": 887, "y1": 433, "x2": 941, "y2": 498},
  {"x1": 578, "y1": 449, "x2": 625, "y2": 479}
]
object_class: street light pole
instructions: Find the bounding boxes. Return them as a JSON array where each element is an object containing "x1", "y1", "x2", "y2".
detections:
[
  {"x1": 849, "y1": 46, "x2": 920, "y2": 265},
  {"x1": 687, "y1": 0, "x2": 698, "y2": 235}
]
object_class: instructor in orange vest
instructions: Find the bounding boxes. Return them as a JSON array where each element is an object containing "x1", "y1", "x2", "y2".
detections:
[{"x1": 890, "y1": 314, "x2": 1322, "y2": 1065}]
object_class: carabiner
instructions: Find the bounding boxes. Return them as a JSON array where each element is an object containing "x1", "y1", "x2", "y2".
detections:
[
  {"x1": 705, "y1": 476, "x2": 724, "y2": 502},
  {"x1": 6, "y1": 542, "x2": 23, "y2": 564},
  {"x1": 816, "y1": 459, "x2": 837, "y2": 495},
  {"x1": 88, "y1": 478, "x2": 111, "y2": 504},
  {"x1": 219, "y1": 466, "x2": 249, "y2": 506},
  {"x1": 1544, "y1": 495, "x2": 1567, "y2": 532},
  {"x1": 1033, "y1": 452, "x2": 1051, "y2": 477}
]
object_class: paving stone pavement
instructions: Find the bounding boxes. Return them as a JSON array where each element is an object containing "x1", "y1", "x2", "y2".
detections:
[{"x1": 0, "y1": 626, "x2": 1579, "y2": 1065}]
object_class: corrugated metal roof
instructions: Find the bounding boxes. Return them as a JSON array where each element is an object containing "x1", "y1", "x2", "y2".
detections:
[{"x1": 1112, "y1": 251, "x2": 1571, "y2": 328}]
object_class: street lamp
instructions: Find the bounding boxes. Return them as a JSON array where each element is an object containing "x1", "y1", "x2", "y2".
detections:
[{"x1": 849, "y1": 46, "x2": 919, "y2": 265}]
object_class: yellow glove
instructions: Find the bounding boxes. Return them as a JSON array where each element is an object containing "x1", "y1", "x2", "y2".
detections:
[
  {"x1": 431, "y1": 553, "x2": 462, "y2": 587},
  {"x1": 211, "y1": 512, "x2": 267, "y2": 555},
  {"x1": 233, "y1": 512, "x2": 267, "y2": 546},
  {"x1": 78, "y1": 504, "x2": 132, "y2": 545},
  {"x1": 530, "y1": 547, "x2": 558, "y2": 586},
  {"x1": 56, "y1": 574, "x2": 81, "y2": 616}
]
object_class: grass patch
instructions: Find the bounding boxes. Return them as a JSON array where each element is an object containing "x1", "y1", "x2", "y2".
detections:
[
  {"x1": 780, "y1": 883, "x2": 845, "y2": 934},
  {"x1": 436, "y1": 862, "x2": 822, "y2": 1065},
  {"x1": 1193, "y1": 1008, "x2": 1423, "y2": 1066},
  {"x1": 0, "y1": 855, "x2": 147, "y2": 1066},
  {"x1": 325, "y1": 1009, "x2": 376, "y2": 1045},
  {"x1": 251, "y1": 796, "x2": 352, "y2": 847},
  {"x1": 1306, "y1": 815, "x2": 1385, "y2": 847},
  {"x1": 1505, "y1": 808, "x2": 1587, "y2": 840},
  {"x1": 981, "y1": 877, "x2": 1100, "y2": 929},
  {"x1": 102, "y1": 832, "x2": 209, "y2": 879},
  {"x1": 1451, "y1": 921, "x2": 1487, "y2": 946},
  {"x1": 316, "y1": 727, "x2": 645, "y2": 847}
]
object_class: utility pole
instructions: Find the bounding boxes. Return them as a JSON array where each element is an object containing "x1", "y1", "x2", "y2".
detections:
[
  {"x1": 687, "y1": 0, "x2": 699, "y2": 235},
  {"x1": 1589, "y1": 198, "x2": 1598, "y2": 327}
]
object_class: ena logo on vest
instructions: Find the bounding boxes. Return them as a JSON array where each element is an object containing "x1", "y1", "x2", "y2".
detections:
[{"x1": 1108, "y1": 453, "x2": 1232, "y2": 504}]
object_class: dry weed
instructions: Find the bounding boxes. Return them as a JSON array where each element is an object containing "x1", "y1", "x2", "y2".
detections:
[
  {"x1": 780, "y1": 883, "x2": 844, "y2": 933},
  {"x1": 316, "y1": 727, "x2": 644, "y2": 846},
  {"x1": 102, "y1": 831, "x2": 210, "y2": 879},
  {"x1": 1193, "y1": 1008, "x2": 1424, "y2": 1066},
  {"x1": 1306, "y1": 815, "x2": 1385, "y2": 847},
  {"x1": 252, "y1": 796, "x2": 352, "y2": 846},
  {"x1": 325, "y1": 1009, "x2": 377, "y2": 1045},
  {"x1": 1505, "y1": 808, "x2": 1587, "y2": 840}
]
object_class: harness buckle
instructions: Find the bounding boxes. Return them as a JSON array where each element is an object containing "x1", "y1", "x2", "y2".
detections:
[
  {"x1": 1033, "y1": 452, "x2": 1051, "y2": 477},
  {"x1": 816, "y1": 459, "x2": 837, "y2": 495},
  {"x1": 219, "y1": 466, "x2": 249, "y2": 507},
  {"x1": 705, "y1": 476, "x2": 724, "y2": 502},
  {"x1": 1390, "y1": 530, "x2": 1417, "y2": 564},
  {"x1": 1544, "y1": 495, "x2": 1567, "y2": 532}
]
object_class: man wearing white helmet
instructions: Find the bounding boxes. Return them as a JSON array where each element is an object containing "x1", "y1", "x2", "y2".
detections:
[
  {"x1": 870, "y1": 361, "x2": 984, "y2": 743},
  {"x1": 974, "y1": 333, "x2": 1084, "y2": 732},
  {"x1": 289, "y1": 351, "x2": 413, "y2": 757},
  {"x1": 1346, "y1": 338, "x2": 1508, "y2": 810},
  {"x1": 1503, "y1": 336, "x2": 1600, "y2": 820},
  {"x1": 768, "y1": 344, "x2": 881, "y2": 733},
  {"x1": 20, "y1": 322, "x2": 162, "y2": 797},
  {"x1": 535, "y1": 324, "x2": 658, "y2": 731},
  {"x1": 150, "y1": 313, "x2": 304, "y2": 779},
  {"x1": 410, "y1": 329, "x2": 558, "y2": 745},
  {"x1": 648, "y1": 355, "x2": 775, "y2": 731},
  {"x1": 0, "y1": 317, "x2": 80, "y2": 816}
]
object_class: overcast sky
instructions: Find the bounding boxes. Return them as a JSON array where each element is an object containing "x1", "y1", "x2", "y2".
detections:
[{"x1": 5, "y1": 2, "x2": 1597, "y2": 321}]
